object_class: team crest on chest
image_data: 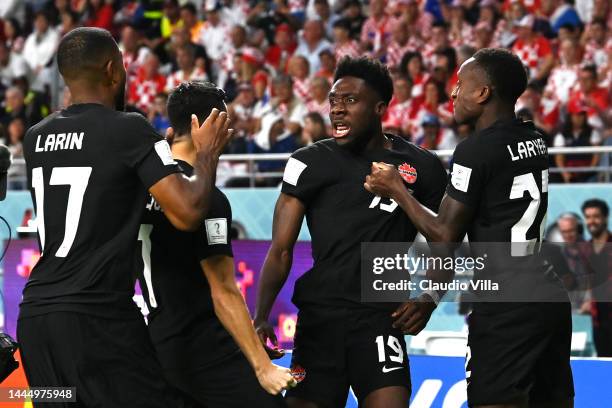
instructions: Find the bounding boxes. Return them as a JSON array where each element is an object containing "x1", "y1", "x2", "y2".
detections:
[
  {"x1": 398, "y1": 163, "x2": 417, "y2": 184},
  {"x1": 290, "y1": 365, "x2": 306, "y2": 383}
]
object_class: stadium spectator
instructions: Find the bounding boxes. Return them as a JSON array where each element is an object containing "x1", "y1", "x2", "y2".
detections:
[
  {"x1": 255, "y1": 74, "x2": 307, "y2": 136},
  {"x1": 399, "y1": 51, "x2": 427, "y2": 100},
  {"x1": 6, "y1": 117, "x2": 26, "y2": 189},
  {"x1": 472, "y1": 21, "x2": 495, "y2": 49},
  {"x1": 228, "y1": 82, "x2": 257, "y2": 152},
  {"x1": 180, "y1": 2, "x2": 205, "y2": 43},
  {"x1": 512, "y1": 14, "x2": 554, "y2": 83},
  {"x1": 128, "y1": 53, "x2": 166, "y2": 113},
  {"x1": 22, "y1": 11, "x2": 60, "y2": 92},
  {"x1": 581, "y1": 199, "x2": 612, "y2": 357},
  {"x1": 423, "y1": 22, "x2": 451, "y2": 68},
  {"x1": 248, "y1": 111, "x2": 298, "y2": 185},
  {"x1": 383, "y1": 73, "x2": 413, "y2": 137},
  {"x1": 301, "y1": 111, "x2": 329, "y2": 145},
  {"x1": 332, "y1": 18, "x2": 360, "y2": 61},
  {"x1": 287, "y1": 55, "x2": 310, "y2": 102},
  {"x1": 545, "y1": 38, "x2": 581, "y2": 105},
  {"x1": 295, "y1": 19, "x2": 332, "y2": 74},
  {"x1": 3, "y1": 18, "x2": 25, "y2": 54},
  {"x1": 341, "y1": 0, "x2": 366, "y2": 40},
  {"x1": 0, "y1": 85, "x2": 44, "y2": 129},
  {"x1": 198, "y1": 1, "x2": 231, "y2": 67},
  {"x1": 165, "y1": 45, "x2": 208, "y2": 93},
  {"x1": 569, "y1": 63, "x2": 609, "y2": 131},
  {"x1": 58, "y1": 9, "x2": 80, "y2": 36},
  {"x1": 160, "y1": 0, "x2": 182, "y2": 40},
  {"x1": 554, "y1": 99, "x2": 601, "y2": 183},
  {"x1": 398, "y1": 0, "x2": 433, "y2": 43},
  {"x1": 415, "y1": 113, "x2": 454, "y2": 150},
  {"x1": 0, "y1": 41, "x2": 28, "y2": 89},
  {"x1": 312, "y1": 0, "x2": 339, "y2": 39},
  {"x1": 167, "y1": 26, "x2": 212, "y2": 80},
  {"x1": 119, "y1": 24, "x2": 150, "y2": 86},
  {"x1": 148, "y1": 92, "x2": 170, "y2": 135},
  {"x1": 386, "y1": 18, "x2": 418, "y2": 71},
  {"x1": 217, "y1": 24, "x2": 247, "y2": 90},
  {"x1": 360, "y1": 0, "x2": 391, "y2": 60},
  {"x1": 316, "y1": 48, "x2": 336, "y2": 80},
  {"x1": 82, "y1": 0, "x2": 116, "y2": 33},
  {"x1": 264, "y1": 23, "x2": 297, "y2": 72},
  {"x1": 448, "y1": 0, "x2": 474, "y2": 48},
  {"x1": 555, "y1": 212, "x2": 592, "y2": 312},
  {"x1": 582, "y1": 19, "x2": 609, "y2": 69},
  {"x1": 306, "y1": 76, "x2": 331, "y2": 123}
]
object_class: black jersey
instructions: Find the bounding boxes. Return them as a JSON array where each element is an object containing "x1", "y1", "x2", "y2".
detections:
[
  {"x1": 136, "y1": 160, "x2": 238, "y2": 370},
  {"x1": 446, "y1": 119, "x2": 566, "y2": 307},
  {"x1": 282, "y1": 135, "x2": 447, "y2": 311},
  {"x1": 447, "y1": 119, "x2": 549, "y2": 246},
  {"x1": 20, "y1": 103, "x2": 181, "y2": 319}
]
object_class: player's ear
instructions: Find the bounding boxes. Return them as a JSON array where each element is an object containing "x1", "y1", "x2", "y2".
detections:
[
  {"x1": 375, "y1": 101, "x2": 387, "y2": 117},
  {"x1": 166, "y1": 127, "x2": 175, "y2": 144},
  {"x1": 477, "y1": 85, "x2": 492, "y2": 104}
]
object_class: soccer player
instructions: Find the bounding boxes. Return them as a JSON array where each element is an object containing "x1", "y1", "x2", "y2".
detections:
[
  {"x1": 365, "y1": 48, "x2": 574, "y2": 408},
  {"x1": 255, "y1": 57, "x2": 448, "y2": 408},
  {"x1": 17, "y1": 28, "x2": 232, "y2": 406},
  {"x1": 136, "y1": 81, "x2": 295, "y2": 407}
]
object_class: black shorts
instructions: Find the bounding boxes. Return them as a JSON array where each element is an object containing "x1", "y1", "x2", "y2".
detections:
[
  {"x1": 286, "y1": 307, "x2": 410, "y2": 407},
  {"x1": 17, "y1": 311, "x2": 186, "y2": 408},
  {"x1": 163, "y1": 350, "x2": 287, "y2": 408},
  {"x1": 466, "y1": 302, "x2": 574, "y2": 407}
]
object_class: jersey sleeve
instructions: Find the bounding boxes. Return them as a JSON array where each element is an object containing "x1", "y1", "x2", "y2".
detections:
[
  {"x1": 281, "y1": 146, "x2": 325, "y2": 205},
  {"x1": 446, "y1": 138, "x2": 487, "y2": 207},
  {"x1": 116, "y1": 113, "x2": 182, "y2": 189},
  {"x1": 195, "y1": 191, "x2": 233, "y2": 261},
  {"x1": 415, "y1": 152, "x2": 447, "y2": 213}
]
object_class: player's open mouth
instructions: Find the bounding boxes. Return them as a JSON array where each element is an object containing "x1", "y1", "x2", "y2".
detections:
[{"x1": 333, "y1": 123, "x2": 350, "y2": 138}]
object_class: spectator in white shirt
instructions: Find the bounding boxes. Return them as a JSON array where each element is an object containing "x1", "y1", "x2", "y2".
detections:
[
  {"x1": 295, "y1": 19, "x2": 332, "y2": 75},
  {"x1": 198, "y1": 1, "x2": 231, "y2": 72},
  {"x1": 22, "y1": 11, "x2": 60, "y2": 92},
  {"x1": 0, "y1": 41, "x2": 28, "y2": 89}
]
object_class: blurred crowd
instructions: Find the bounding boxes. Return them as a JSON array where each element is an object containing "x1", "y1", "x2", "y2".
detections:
[{"x1": 0, "y1": 0, "x2": 610, "y2": 187}]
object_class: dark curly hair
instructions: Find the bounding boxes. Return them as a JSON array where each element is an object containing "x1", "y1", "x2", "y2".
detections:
[{"x1": 333, "y1": 56, "x2": 393, "y2": 104}]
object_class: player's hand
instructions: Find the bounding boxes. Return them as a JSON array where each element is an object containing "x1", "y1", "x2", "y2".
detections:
[
  {"x1": 364, "y1": 162, "x2": 404, "y2": 199},
  {"x1": 191, "y1": 109, "x2": 234, "y2": 158},
  {"x1": 391, "y1": 294, "x2": 437, "y2": 335},
  {"x1": 255, "y1": 363, "x2": 297, "y2": 395},
  {"x1": 254, "y1": 319, "x2": 285, "y2": 359}
]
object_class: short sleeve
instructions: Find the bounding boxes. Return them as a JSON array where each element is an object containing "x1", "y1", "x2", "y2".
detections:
[
  {"x1": 445, "y1": 138, "x2": 486, "y2": 207},
  {"x1": 116, "y1": 113, "x2": 182, "y2": 189},
  {"x1": 281, "y1": 147, "x2": 325, "y2": 205},
  {"x1": 553, "y1": 133, "x2": 566, "y2": 147},
  {"x1": 414, "y1": 152, "x2": 448, "y2": 213},
  {"x1": 195, "y1": 190, "x2": 233, "y2": 261}
]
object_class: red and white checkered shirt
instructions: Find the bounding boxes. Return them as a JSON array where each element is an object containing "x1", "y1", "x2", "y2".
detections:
[
  {"x1": 293, "y1": 77, "x2": 311, "y2": 104},
  {"x1": 128, "y1": 72, "x2": 166, "y2": 113},
  {"x1": 449, "y1": 23, "x2": 475, "y2": 49},
  {"x1": 360, "y1": 15, "x2": 392, "y2": 54},
  {"x1": 386, "y1": 38, "x2": 421, "y2": 69},
  {"x1": 334, "y1": 40, "x2": 361, "y2": 61},
  {"x1": 512, "y1": 36, "x2": 552, "y2": 78},
  {"x1": 306, "y1": 98, "x2": 330, "y2": 121},
  {"x1": 544, "y1": 64, "x2": 579, "y2": 105},
  {"x1": 584, "y1": 39, "x2": 610, "y2": 68},
  {"x1": 382, "y1": 98, "x2": 413, "y2": 135},
  {"x1": 165, "y1": 67, "x2": 209, "y2": 94}
]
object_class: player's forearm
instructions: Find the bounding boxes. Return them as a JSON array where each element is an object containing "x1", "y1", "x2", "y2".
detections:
[
  {"x1": 392, "y1": 189, "x2": 457, "y2": 242},
  {"x1": 183, "y1": 151, "x2": 219, "y2": 224},
  {"x1": 255, "y1": 249, "x2": 292, "y2": 322},
  {"x1": 212, "y1": 286, "x2": 273, "y2": 373}
]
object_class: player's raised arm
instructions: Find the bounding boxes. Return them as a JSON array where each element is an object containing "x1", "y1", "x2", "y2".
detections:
[
  {"x1": 149, "y1": 108, "x2": 233, "y2": 231},
  {"x1": 365, "y1": 162, "x2": 473, "y2": 243},
  {"x1": 254, "y1": 193, "x2": 305, "y2": 356},
  {"x1": 201, "y1": 255, "x2": 296, "y2": 395}
]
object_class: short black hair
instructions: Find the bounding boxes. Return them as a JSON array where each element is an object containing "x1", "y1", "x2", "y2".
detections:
[
  {"x1": 580, "y1": 63, "x2": 597, "y2": 78},
  {"x1": 333, "y1": 56, "x2": 393, "y2": 104},
  {"x1": 167, "y1": 81, "x2": 226, "y2": 136},
  {"x1": 472, "y1": 48, "x2": 527, "y2": 105},
  {"x1": 582, "y1": 199, "x2": 609, "y2": 218},
  {"x1": 399, "y1": 51, "x2": 422, "y2": 76},
  {"x1": 181, "y1": 2, "x2": 197, "y2": 14},
  {"x1": 57, "y1": 27, "x2": 120, "y2": 82}
]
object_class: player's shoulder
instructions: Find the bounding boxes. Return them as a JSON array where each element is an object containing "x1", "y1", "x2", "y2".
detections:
[
  {"x1": 390, "y1": 134, "x2": 444, "y2": 168},
  {"x1": 25, "y1": 111, "x2": 60, "y2": 140},
  {"x1": 290, "y1": 138, "x2": 336, "y2": 163}
]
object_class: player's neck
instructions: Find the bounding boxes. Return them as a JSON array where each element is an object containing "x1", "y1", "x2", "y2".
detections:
[
  {"x1": 475, "y1": 106, "x2": 515, "y2": 132},
  {"x1": 68, "y1": 84, "x2": 117, "y2": 109},
  {"x1": 365, "y1": 131, "x2": 390, "y2": 151},
  {"x1": 171, "y1": 137, "x2": 196, "y2": 166},
  {"x1": 592, "y1": 230, "x2": 609, "y2": 245}
]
